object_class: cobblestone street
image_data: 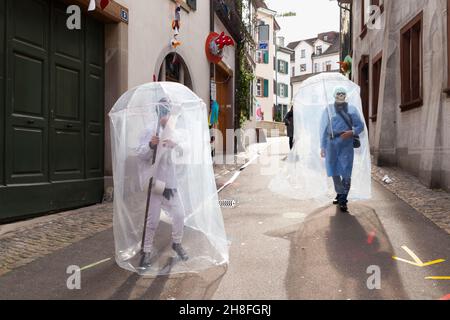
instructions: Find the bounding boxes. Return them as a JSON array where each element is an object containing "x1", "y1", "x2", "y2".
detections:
[
  {"x1": 372, "y1": 165, "x2": 450, "y2": 235},
  {"x1": 1, "y1": 140, "x2": 449, "y2": 284},
  {"x1": 0, "y1": 145, "x2": 263, "y2": 278}
]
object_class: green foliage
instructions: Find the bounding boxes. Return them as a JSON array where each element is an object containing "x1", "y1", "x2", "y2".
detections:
[
  {"x1": 237, "y1": 44, "x2": 255, "y2": 126},
  {"x1": 235, "y1": 0, "x2": 256, "y2": 128}
]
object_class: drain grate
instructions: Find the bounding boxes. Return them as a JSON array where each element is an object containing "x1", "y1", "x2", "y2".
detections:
[{"x1": 219, "y1": 199, "x2": 237, "y2": 208}]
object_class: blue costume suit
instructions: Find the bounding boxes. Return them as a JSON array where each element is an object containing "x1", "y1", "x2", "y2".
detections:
[{"x1": 320, "y1": 103, "x2": 364, "y2": 204}]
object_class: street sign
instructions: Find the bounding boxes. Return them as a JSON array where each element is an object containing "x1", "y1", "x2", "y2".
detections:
[
  {"x1": 258, "y1": 42, "x2": 268, "y2": 50},
  {"x1": 120, "y1": 8, "x2": 128, "y2": 23}
]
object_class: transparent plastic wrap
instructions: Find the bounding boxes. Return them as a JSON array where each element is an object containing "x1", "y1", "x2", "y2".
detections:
[
  {"x1": 109, "y1": 82, "x2": 228, "y2": 275},
  {"x1": 270, "y1": 73, "x2": 372, "y2": 204}
]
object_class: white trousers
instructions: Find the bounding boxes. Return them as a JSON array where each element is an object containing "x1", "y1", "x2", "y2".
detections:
[{"x1": 143, "y1": 190, "x2": 185, "y2": 253}]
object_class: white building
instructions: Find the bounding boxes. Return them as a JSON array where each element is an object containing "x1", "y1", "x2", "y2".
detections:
[
  {"x1": 274, "y1": 39, "x2": 294, "y2": 121},
  {"x1": 288, "y1": 32, "x2": 341, "y2": 98},
  {"x1": 254, "y1": 5, "x2": 280, "y2": 122}
]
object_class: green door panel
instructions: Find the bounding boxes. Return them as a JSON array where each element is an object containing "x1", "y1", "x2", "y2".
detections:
[
  {"x1": 85, "y1": 17, "x2": 104, "y2": 179},
  {"x1": 11, "y1": 0, "x2": 48, "y2": 50},
  {"x1": 0, "y1": 0, "x2": 5, "y2": 186},
  {"x1": 50, "y1": 1, "x2": 84, "y2": 182},
  {"x1": 5, "y1": 0, "x2": 49, "y2": 185}
]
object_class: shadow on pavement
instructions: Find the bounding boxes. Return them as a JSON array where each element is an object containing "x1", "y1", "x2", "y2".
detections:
[
  {"x1": 266, "y1": 204, "x2": 408, "y2": 300},
  {"x1": 0, "y1": 223, "x2": 228, "y2": 300}
]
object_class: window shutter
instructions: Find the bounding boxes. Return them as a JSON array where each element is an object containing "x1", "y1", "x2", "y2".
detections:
[
  {"x1": 284, "y1": 84, "x2": 289, "y2": 97},
  {"x1": 263, "y1": 51, "x2": 269, "y2": 64},
  {"x1": 264, "y1": 79, "x2": 269, "y2": 97},
  {"x1": 187, "y1": 0, "x2": 197, "y2": 10},
  {"x1": 285, "y1": 61, "x2": 289, "y2": 74}
]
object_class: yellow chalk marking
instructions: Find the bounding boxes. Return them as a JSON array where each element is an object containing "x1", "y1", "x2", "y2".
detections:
[
  {"x1": 420, "y1": 259, "x2": 446, "y2": 267},
  {"x1": 392, "y1": 256, "x2": 421, "y2": 267},
  {"x1": 392, "y1": 246, "x2": 445, "y2": 268},
  {"x1": 401, "y1": 246, "x2": 423, "y2": 265},
  {"x1": 80, "y1": 258, "x2": 111, "y2": 271},
  {"x1": 425, "y1": 276, "x2": 450, "y2": 280}
]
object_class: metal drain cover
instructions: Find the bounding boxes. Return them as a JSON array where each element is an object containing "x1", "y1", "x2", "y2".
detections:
[{"x1": 219, "y1": 199, "x2": 237, "y2": 208}]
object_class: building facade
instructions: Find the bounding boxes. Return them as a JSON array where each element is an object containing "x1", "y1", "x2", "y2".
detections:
[
  {"x1": 274, "y1": 40, "x2": 293, "y2": 122},
  {"x1": 350, "y1": 0, "x2": 450, "y2": 192},
  {"x1": 289, "y1": 31, "x2": 341, "y2": 99},
  {"x1": 254, "y1": 5, "x2": 278, "y2": 122},
  {"x1": 0, "y1": 0, "x2": 240, "y2": 221}
]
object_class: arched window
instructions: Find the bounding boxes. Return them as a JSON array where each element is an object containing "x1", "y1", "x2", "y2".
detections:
[{"x1": 158, "y1": 53, "x2": 192, "y2": 90}]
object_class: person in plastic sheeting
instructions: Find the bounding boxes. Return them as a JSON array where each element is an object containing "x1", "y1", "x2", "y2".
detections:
[
  {"x1": 320, "y1": 87, "x2": 364, "y2": 212},
  {"x1": 135, "y1": 98, "x2": 189, "y2": 270}
]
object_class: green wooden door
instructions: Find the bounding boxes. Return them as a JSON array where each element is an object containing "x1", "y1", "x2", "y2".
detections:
[
  {"x1": 85, "y1": 17, "x2": 104, "y2": 181},
  {"x1": 1, "y1": 0, "x2": 104, "y2": 221},
  {"x1": 0, "y1": 0, "x2": 5, "y2": 187}
]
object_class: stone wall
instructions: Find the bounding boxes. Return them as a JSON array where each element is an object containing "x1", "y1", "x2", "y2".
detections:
[{"x1": 353, "y1": 0, "x2": 450, "y2": 191}]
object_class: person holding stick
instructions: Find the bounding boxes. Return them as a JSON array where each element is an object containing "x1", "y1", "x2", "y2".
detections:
[{"x1": 136, "y1": 98, "x2": 188, "y2": 270}]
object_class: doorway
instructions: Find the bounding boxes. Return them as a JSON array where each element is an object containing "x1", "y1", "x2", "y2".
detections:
[{"x1": 358, "y1": 55, "x2": 370, "y2": 126}]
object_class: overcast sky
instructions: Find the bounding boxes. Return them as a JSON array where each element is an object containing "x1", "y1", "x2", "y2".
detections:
[{"x1": 265, "y1": 0, "x2": 340, "y2": 46}]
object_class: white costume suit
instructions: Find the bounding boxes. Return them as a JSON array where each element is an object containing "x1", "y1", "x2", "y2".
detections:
[{"x1": 135, "y1": 125, "x2": 185, "y2": 253}]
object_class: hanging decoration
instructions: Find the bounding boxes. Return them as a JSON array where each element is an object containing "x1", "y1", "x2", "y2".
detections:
[
  {"x1": 88, "y1": 0, "x2": 110, "y2": 12},
  {"x1": 337, "y1": 55, "x2": 353, "y2": 77},
  {"x1": 205, "y1": 32, "x2": 235, "y2": 64},
  {"x1": 209, "y1": 100, "x2": 220, "y2": 126},
  {"x1": 171, "y1": 1, "x2": 182, "y2": 49}
]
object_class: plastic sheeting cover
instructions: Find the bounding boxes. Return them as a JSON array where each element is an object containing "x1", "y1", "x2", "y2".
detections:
[
  {"x1": 109, "y1": 82, "x2": 228, "y2": 275},
  {"x1": 270, "y1": 73, "x2": 372, "y2": 204}
]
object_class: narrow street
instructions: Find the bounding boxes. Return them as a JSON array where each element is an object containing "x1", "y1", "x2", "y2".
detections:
[{"x1": 0, "y1": 138, "x2": 449, "y2": 300}]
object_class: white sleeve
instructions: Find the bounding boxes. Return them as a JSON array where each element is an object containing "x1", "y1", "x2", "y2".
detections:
[{"x1": 135, "y1": 128, "x2": 155, "y2": 161}]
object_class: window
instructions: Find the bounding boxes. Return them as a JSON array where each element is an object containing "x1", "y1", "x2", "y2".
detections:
[
  {"x1": 325, "y1": 61, "x2": 332, "y2": 71},
  {"x1": 314, "y1": 63, "x2": 319, "y2": 73},
  {"x1": 258, "y1": 24, "x2": 270, "y2": 42},
  {"x1": 257, "y1": 78, "x2": 269, "y2": 97},
  {"x1": 256, "y1": 78, "x2": 262, "y2": 97},
  {"x1": 278, "y1": 60, "x2": 288, "y2": 74},
  {"x1": 400, "y1": 12, "x2": 423, "y2": 111},
  {"x1": 292, "y1": 66, "x2": 295, "y2": 76},
  {"x1": 372, "y1": 52, "x2": 382, "y2": 121},
  {"x1": 279, "y1": 83, "x2": 285, "y2": 97},
  {"x1": 359, "y1": 55, "x2": 370, "y2": 125},
  {"x1": 316, "y1": 46, "x2": 322, "y2": 55},
  {"x1": 300, "y1": 64, "x2": 307, "y2": 72},
  {"x1": 277, "y1": 83, "x2": 288, "y2": 98},
  {"x1": 186, "y1": 0, "x2": 196, "y2": 10},
  {"x1": 324, "y1": 35, "x2": 328, "y2": 42},
  {"x1": 361, "y1": 0, "x2": 368, "y2": 39},
  {"x1": 256, "y1": 50, "x2": 269, "y2": 64},
  {"x1": 301, "y1": 49, "x2": 306, "y2": 58}
]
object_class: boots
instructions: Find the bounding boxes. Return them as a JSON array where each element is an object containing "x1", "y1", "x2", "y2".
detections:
[
  {"x1": 172, "y1": 243, "x2": 189, "y2": 261},
  {"x1": 333, "y1": 195, "x2": 339, "y2": 205},
  {"x1": 139, "y1": 251, "x2": 153, "y2": 269}
]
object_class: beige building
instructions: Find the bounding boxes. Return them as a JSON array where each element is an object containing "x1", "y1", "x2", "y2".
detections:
[
  {"x1": 254, "y1": 5, "x2": 279, "y2": 122},
  {"x1": 349, "y1": 0, "x2": 450, "y2": 192}
]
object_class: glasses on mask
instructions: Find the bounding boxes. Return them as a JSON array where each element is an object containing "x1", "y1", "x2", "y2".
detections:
[{"x1": 336, "y1": 93, "x2": 347, "y2": 97}]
